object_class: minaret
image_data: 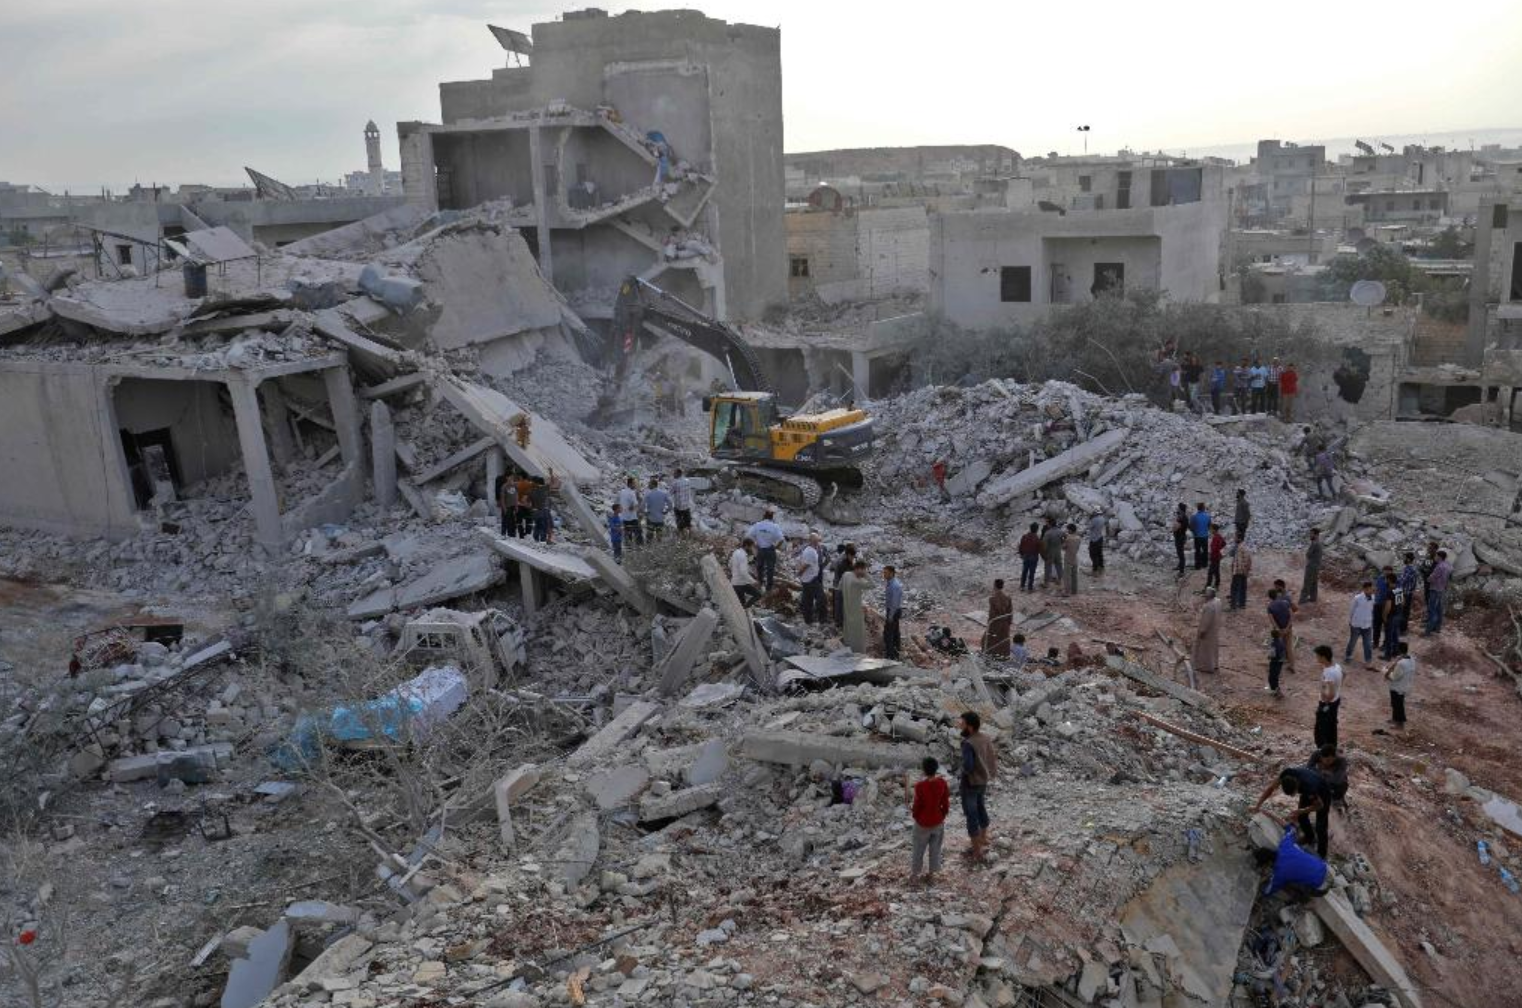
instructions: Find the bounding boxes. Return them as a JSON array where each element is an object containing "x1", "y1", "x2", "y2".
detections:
[{"x1": 364, "y1": 120, "x2": 384, "y2": 195}]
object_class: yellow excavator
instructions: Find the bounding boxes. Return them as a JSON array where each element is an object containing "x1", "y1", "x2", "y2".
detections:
[{"x1": 610, "y1": 277, "x2": 874, "y2": 508}]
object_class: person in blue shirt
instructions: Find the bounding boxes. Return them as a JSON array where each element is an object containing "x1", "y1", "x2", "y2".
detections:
[
  {"x1": 1208, "y1": 361, "x2": 1227, "y2": 415},
  {"x1": 1249, "y1": 358, "x2": 1270, "y2": 413},
  {"x1": 882, "y1": 565, "x2": 904, "y2": 659},
  {"x1": 1190, "y1": 503, "x2": 1212, "y2": 570},
  {"x1": 607, "y1": 504, "x2": 625, "y2": 563},
  {"x1": 1260, "y1": 814, "x2": 1332, "y2": 897}
]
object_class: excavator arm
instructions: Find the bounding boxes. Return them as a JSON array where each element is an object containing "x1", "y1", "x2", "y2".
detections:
[{"x1": 611, "y1": 276, "x2": 773, "y2": 395}]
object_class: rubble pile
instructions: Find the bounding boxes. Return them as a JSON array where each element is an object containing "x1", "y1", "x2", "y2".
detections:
[
  {"x1": 244, "y1": 660, "x2": 1292, "y2": 1008},
  {"x1": 1330, "y1": 423, "x2": 1522, "y2": 601},
  {"x1": 866, "y1": 379, "x2": 1317, "y2": 555}
]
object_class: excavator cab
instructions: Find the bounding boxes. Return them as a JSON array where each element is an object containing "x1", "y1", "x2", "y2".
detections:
[{"x1": 706, "y1": 392, "x2": 778, "y2": 460}]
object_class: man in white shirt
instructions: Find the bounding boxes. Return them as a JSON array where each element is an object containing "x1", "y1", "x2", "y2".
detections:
[
  {"x1": 797, "y1": 532, "x2": 825, "y2": 625},
  {"x1": 1343, "y1": 581, "x2": 1375, "y2": 664},
  {"x1": 745, "y1": 509, "x2": 785, "y2": 591},
  {"x1": 729, "y1": 538, "x2": 759, "y2": 607},
  {"x1": 671, "y1": 468, "x2": 695, "y2": 532},
  {"x1": 617, "y1": 476, "x2": 643, "y2": 547},
  {"x1": 1384, "y1": 642, "x2": 1415, "y2": 728},
  {"x1": 1314, "y1": 644, "x2": 1344, "y2": 748}
]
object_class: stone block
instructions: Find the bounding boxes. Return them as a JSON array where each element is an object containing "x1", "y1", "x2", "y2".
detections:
[
  {"x1": 639, "y1": 782, "x2": 723, "y2": 822},
  {"x1": 586, "y1": 764, "x2": 650, "y2": 810}
]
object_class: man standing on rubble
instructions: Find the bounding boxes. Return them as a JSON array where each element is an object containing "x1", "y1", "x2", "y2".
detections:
[
  {"x1": 1232, "y1": 358, "x2": 1252, "y2": 414},
  {"x1": 1299, "y1": 528, "x2": 1323, "y2": 604},
  {"x1": 1041, "y1": 518, "x2": 1065, "y2": 588},
  {"x1": 841, "y1": 559, "x2": 868, "y2": 652},
  {"x1": 746, "y1": 509, "x2": 785, "y2": 592},
  {"x1": 1172, "y1": 504, "x2": 1189, "y2": 575},
  {"x1": 1267, "y1": 587, "x2": 1297, "y2": 674},
  {"x1": 1423, "y1": 549, "x2": 1453, "y2": 636},
  {"x1": 670, "y1": 468, "x2": 695, "y2": 533},
  {"x1": 643, "y1": 476, "x2": 671, "y2": 542},
  {"x1": 1234, "y1": 488, "x2": 1251, "y2": 541},
  {"x1": 1279, "y1": 362, "x2": 1299, "y2": 421},
  {"x1": 1206, "y1": 523, "x2": 1226, "y2": 592},
  {"x1": 957, "y1": 711, "x2": 998, "y2": 862},
  {"x1": 1228, "y1": 534, "x2": 1253, "y2": 611},
  {"x1": 832, "y1": 543, "x2": 858, "y2": 626},
  {"x1": 882, "y1": 565, "x2": 904, "y2": 660},
  {"x1": 618, "y1": 476, "x2": 643, "y2": 548},
  {"x1": 1191, "y1": 503, "x2": 1211, "y2": 570},
  {"x1": 797, "y1": 532, "x2": 825, "y2": 625},
  {"x1": 1314, "y1": 644, "x2": 1345, "y2": 750},
  {"x1": 1313, "y1": 444, "x2": 1336, "y2": 500},
  {"x1": 1194, "y1": 587, "x2": 1222, "y2": 673},
  {"x1": 730, "y1": 537, "x2": 760, "y2": 608},
  {"x1": 515, "y1": 472, "x2": 535, "y2": 538},
  {"x1": 1397, "y1": 552, "x2": 1419, "y2": 635},
  {"x1": 498, "y1": 473, "x2": 519, "y2": 537},
  {"x1": 1018, "y1": 523, "x2": 1042, "y2": 592},
  {"x1": 529, "y1": 476, "x2": 552, "y2": 542},
  {"x1": 1344, "y1": 581, "x2": 1375, "y2": 664},
  {"x1": 1249, "y1": 357, "x2": 1269, "y2": 413},
  {"x1": 1086, "y1": 510, "x2": 1106, "y2": 574},
  {"x1": 983, "y1": 579, "x2": 1014, "y2": 658},
  {"x1": 1209, "y1": 360, "x2": 1228, "y2": 415},
  {"x1": 1062, "y1": 523, "x2": 1082, "y2": 596}
]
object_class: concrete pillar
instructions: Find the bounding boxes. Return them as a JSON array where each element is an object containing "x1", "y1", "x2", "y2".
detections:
[
  {"x1": 528, "y1": 125, "x2": 554, "y2": 283},
  {"x1": 1466, "y1": 198, "x2": 1496, "y2": 368},
  {"x1": 259, "y1": 381, "x2": 296, "y2": 472},
  {"x1": 485, "y1": 448, "x2": 505, "y2": 516},
  {"x1": 851, "y1": 351, "x2": 872, "y2": 400},
  {"x1": 227, "y1": 377, "x2": 284, "y2": 549},
  {"x1": 370, "y1": 400, "x2": 397, "y2": 509},
  {"x1": 323, "y1": 367, "x2": 363, "y2": 466},
  {"x1": 518, "y1": 562, "x2": 543, "y2": 619}
]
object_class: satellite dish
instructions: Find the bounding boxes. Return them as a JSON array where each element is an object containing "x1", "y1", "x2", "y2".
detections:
[{"x1": 1350, "y1": 280, "x2": 1387, "y2": 307}]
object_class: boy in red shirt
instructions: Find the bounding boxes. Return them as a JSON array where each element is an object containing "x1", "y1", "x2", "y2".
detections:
[
  {"x1": 1206, "y1": 523, "x2": 1226, "y2": 592},
  {"x1": 904, "y1": 756, "x2": 951, "y2": 884}
]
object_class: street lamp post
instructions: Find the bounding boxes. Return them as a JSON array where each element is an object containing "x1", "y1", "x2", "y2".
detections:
[{"x1": 1076, "y1": 125, "x2": 1091, "y2": 156}]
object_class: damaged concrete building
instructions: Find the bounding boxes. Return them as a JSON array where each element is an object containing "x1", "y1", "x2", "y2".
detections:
[
  {"x1": 398, "y1": 8, "x2": 785, "y2": 322},
  {"x1": 929, "y1": 163, "x2": 1228, "y2": 329},
  {"x1": 784, "y1": 185, "x2": 929, "y2": 303}
]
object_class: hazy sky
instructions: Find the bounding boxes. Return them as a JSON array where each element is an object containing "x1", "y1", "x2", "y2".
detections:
[{"x1": 3, "y1": 0, "x2": 1520, "y2": 192}]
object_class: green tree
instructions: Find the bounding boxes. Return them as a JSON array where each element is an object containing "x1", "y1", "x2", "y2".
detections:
[{"x1": 1422, "y1": 226, "x2": 1469, "y2": 260}]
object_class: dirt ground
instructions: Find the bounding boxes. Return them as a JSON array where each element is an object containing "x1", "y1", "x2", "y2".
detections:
[{"x1": 899, "y1": 532, "x2": 1522, "y2": 1008}]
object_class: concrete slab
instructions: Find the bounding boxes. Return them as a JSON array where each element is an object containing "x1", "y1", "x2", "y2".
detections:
[
  {"x1": 477, "y1": 529, "x2": 598, "y2": 583},
  {"x1": 1104, "y1": 654, "x2": 1215, "y2": 711},
  {"x1": 566, "y1": 700, "x2": 660, "y2": 769},
  {"x1": 585, "y1": 764, "x2": 650, "y2": 810},
  {"x1": 346, "y1": 553, "x2": 504, "y2": 619},
  {"x1": 700, "y1": 554, "x2": 772, "y2": 685},
  {"x1": 977, "y1": 428, "x2": 1129, "y2": 508},
  {"x1": 1311, "y1": 890, "x2": 1424, "y2": 1008},
  {"x1": 656, "y1": 609, "x2": 719, "y2": 695},
  {"x1": 494, "y1": 764, "x2": 541, "y2": 847},
  {"x1": 639, "y1": 782, "x2": 724, "y2": 822},
  {"x1": 740, "y1": 730, "x2": 923, "y2": 770},
  {"x1": 777, "y1": 654, "x2": 907, "y2": 690},
  {"x1": 221, "y1": 919, "x2": 295, "y2": 1008},
  {"x1": 1118, "y1": 832, "x2": 1260, "y2": 1007},
  {"x1": 582, "y1": 549, "x2": 657, "y2": 615},
  {"x1": 553, "y1": 812, "x2": 600, "y2": 887},
  {"x1": 413, "y1": 437, "x2": 495, "y2": 485},
  {"x1": 433, "y1": 377, "x2": 598, "y2": 484}
]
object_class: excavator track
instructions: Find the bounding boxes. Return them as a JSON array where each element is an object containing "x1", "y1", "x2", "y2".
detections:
[{"x1": 733, "y1": 466, "x2": 823, "y2": 510}]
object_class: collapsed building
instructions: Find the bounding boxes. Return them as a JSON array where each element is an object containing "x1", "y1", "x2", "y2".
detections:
[
  {"x1": 398, "y1": 8, "x2": 785, "y2": 322},
  {"x1": 6, "y1": 10, "x2": 1522, "y2": 1008}
]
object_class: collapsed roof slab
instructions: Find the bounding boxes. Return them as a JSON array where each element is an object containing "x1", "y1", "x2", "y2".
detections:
[{"x1": 432, "y1": 376, "x2": 598, "y2": 484}]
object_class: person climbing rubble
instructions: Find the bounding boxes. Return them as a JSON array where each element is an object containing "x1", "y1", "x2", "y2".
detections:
[
  {"x1": 1253, "y1": 762, "x2": 1332, "y2": 860},
  {"x1": 729, "y1": 537, "x2": 759, "y2": 608}
]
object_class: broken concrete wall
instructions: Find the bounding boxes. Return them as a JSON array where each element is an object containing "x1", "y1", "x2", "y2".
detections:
[
  {"x1": 431, "y1": 9, "x2": 785, "y2": 320},
  {"x1": 786, "y1": 207, "x2": 929, "y2": 303},
  {"x1": 409, "y1": 226, "x2": 562, "y2": 351},
  {"x1": 0, "y1": 361, "x2": 139, "y2": 538},
  {"x1": 113, "y1": 377, "x2": 242, "y2": 487}
]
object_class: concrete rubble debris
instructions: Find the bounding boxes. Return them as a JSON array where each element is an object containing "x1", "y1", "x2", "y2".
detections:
[
  {"x1": 655, "y1": 608, "x2": 719, "y2": 695},
  {"x1": 566, "y1": 700, "x2": 660, "y2": 768},
  {"x1": 220, "y1": 919, "x2": 295, "y2": 1008}
]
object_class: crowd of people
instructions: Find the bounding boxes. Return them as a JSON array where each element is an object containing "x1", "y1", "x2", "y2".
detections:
[
  {"x1": 1159, "y1": 351, "x2": 1303, "y2": 422},
  {"x1": 500, "y1": 455, "x2": 1448, "y2": 894}
]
